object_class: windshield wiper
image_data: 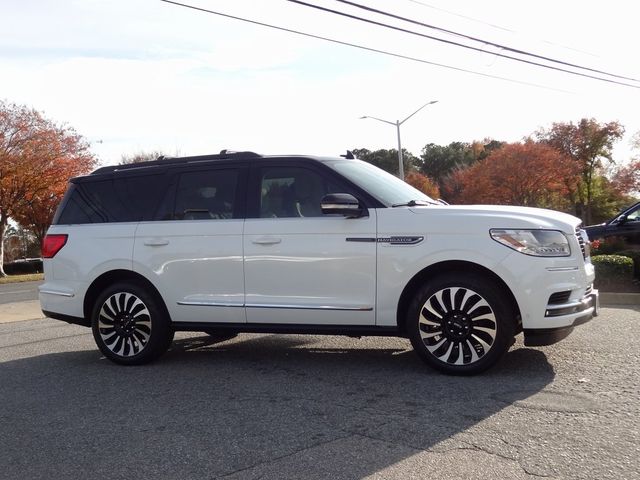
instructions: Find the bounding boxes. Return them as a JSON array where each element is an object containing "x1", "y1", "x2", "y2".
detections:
[{"x1": 391, "y1": 199, "x2": 438, "y2": 207}]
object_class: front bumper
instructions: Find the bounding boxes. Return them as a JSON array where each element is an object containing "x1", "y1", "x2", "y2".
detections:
[{"x1": 523, "y1": 289, "x2": 599, "y2": 346}]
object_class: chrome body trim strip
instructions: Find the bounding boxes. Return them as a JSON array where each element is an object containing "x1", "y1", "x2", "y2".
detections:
[
  {"x1": 39, "y1": 289, "x2": 75, "y2": 298},
  {"x1": 246, "y1": 303, "x2": 373, "y2": 311},
  {"x1": 177, "y1": 301, "x2": 244, "y2": 308}
]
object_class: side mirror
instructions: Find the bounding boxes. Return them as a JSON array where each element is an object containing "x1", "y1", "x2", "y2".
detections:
[
  {"x1": 614, "y1": 214, "x2": 628, "y2": 224},
  {"x1": 321, "y1": 193, "x2": 365, "y2": 218}
]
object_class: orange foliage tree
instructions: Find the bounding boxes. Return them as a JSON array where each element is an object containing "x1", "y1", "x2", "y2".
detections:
[
  {"x1": 453, "y1": 141, "x2": 579, "y2": 207},
  {"x1": 405, "y1": 171, "x2": 441, "y2": 199},
  {"x1": 0, "y1": 101, "x2": 96, "y2": 275}
]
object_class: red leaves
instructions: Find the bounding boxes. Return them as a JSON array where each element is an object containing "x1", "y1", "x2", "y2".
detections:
[
  {"x1": 452, "y1": 141, "x2": 579, "y2": 207},
  {"x1": 0, "y1": 101, "x2": 97, "y2": 243}
]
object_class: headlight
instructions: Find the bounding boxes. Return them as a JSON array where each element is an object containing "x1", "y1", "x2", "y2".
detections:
[{"x1": 490, "y1": 229, "x2": 571, "y2": 257}]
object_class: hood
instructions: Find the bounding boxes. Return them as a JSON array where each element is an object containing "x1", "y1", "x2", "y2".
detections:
[{"x1": 408, "y1": 204, "x2": 581, "y2": 234}]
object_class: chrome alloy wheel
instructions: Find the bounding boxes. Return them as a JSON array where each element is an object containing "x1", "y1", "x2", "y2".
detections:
[
  {"x1": 98, "y1": 292, "x2": 152, "y2": 357},
  {"x1": 418, "y1": 287, "x2": 497, "y2": 365}
]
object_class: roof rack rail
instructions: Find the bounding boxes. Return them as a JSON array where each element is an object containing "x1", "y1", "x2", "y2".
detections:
[{"x1": 91, "y1": 150, "x2": 262, "y2": 175}]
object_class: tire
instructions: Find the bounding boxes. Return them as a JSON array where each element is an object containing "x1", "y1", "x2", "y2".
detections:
[
  {"x1": 91, "y1": 282, "x2": 174, "y2": 365},
  {"x1": 407, "y1": 273, "x2": 516, "y2": 375},
  {"x1": 201, "y1": 330, "x2": 238, "y2": 342}
]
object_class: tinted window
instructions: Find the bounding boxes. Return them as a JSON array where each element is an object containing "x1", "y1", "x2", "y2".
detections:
[
  {"x1": 56, "y1": 175, "x2": 164, "y2": 224},
  {"x1": 172, "y1": 169, "x2": 239, "y2": 220},
  {"x1": 259, "y1": 167, "x2": 342, "y2": 218}
]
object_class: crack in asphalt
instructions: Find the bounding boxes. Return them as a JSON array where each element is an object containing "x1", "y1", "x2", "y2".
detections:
[{"x1": 213, "y1": 433, "x2": 354, "y2": 479}]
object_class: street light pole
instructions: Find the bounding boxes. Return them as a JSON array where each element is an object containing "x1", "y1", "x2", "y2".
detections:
[{"x1": 361, "y1": 100, "x2": 438, "y2": 180}]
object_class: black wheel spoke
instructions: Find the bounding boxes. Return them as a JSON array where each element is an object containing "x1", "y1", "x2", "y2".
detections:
[
  {"x1": 98, "y1": 291, "x2": 152, "y2": 358},
  {"x1": 419, "y1": 287, "x2": 497, "y2": 366}
]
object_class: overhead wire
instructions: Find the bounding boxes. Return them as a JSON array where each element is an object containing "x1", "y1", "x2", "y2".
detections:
[
  {"x1": 159, "y1": 0, "x2": 575, "y2": 93},
  {"x1": 331, "y1": 0, "x2": 621, "y2": 79},
  {"x1": 287, "y1": 0, "x2": 640, "y2": 89},
  {"x1": 404, "y1": 0, "x2": 598, "y2": 58}
]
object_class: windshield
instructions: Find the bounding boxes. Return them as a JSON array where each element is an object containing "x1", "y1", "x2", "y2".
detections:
[{"x1": 325, "y1": 159, "x2": 436, "y2": 207}]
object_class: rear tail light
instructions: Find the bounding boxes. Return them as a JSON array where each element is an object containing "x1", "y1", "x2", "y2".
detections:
[{"x1": 42, "y1": 234, "x2": 68, "y2": 258}]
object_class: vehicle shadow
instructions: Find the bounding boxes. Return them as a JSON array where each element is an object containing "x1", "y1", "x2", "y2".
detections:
[{"x1": 0, "y1": 333, "x2": 555, "y2": 479}]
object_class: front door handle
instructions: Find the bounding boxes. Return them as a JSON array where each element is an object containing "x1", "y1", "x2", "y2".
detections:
[
  {"x1": 252, "y1": 237, "x2": 282, "y2": 245},
  {"x1": 144, "y1": 238, "x2": 169, "y2": 247}
]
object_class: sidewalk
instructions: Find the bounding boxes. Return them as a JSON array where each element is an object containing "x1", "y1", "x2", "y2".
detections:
[{"x1": 0, "y1": 300, "x2": 46, "y2": 324}]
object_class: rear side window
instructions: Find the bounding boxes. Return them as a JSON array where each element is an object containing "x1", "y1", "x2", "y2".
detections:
[
  {"x1": 170, "y1": 169, "x2": 239, "y2": 220},
  {"x1": 55, "y1": 175, "x2": 164, "y2": 224}
]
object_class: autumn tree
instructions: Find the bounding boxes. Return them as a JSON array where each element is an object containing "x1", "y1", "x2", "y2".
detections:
[
  {"x1": 454, "y1": 141, "x2": 579, "y2": 207},
  {"x1": 0, "y1": 101, "x2": 96, "y2": 275},
  {"x1": 537, "y1": 118, "x2": 624, "y2": 223},
  {"x1": 404, "y1": 171, "x2": 440, "y2": 199}
]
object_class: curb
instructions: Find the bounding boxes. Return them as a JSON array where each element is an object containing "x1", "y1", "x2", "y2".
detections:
[{"x1": 600, "y1": 292, "x2": 640, "y2": 307}]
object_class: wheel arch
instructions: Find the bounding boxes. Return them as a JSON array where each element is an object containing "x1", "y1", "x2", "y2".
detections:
[
  {"x1": 396, "y1": 260, "x2": 521, "y2": 335},
  {"x1": 83, "y1": 269, "x2": 171, "y2": 322}
]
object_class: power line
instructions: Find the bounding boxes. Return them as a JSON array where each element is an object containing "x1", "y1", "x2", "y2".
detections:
[
  {"x1": 288, "y1": 0, "x2": 640, "y2": 89},
  {"x1": 404, "y1": 0, "x2": 598, "y2": 58},
  {"x1": 333, "y1": 0, "x2": 616, "y2": 79},
  {"x1": 405, "y1": 0, "x2": 513, "y2": 33},
  {"x1": 158, "y1": 0, "x2": 575, "y2": 93}
]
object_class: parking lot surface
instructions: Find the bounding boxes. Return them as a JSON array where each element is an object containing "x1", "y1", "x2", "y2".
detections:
[{"x1": 0, "y1": 307, "x2": 638, "y2": 479}]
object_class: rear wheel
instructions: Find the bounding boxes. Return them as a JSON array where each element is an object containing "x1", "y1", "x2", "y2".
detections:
[
  {"x1": 407, "y1": 273, "x2": 515, "y2": 375},
  {"x1": 91, "y1": 282, "x2": 173, "y2": 365}
]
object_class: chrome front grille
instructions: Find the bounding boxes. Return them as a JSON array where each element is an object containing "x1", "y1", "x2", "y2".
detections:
[{"x1": 575, "y1": 226, "x2": 586, "y2": 259}]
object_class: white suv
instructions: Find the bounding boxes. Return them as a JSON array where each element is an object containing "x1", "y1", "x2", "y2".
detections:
[{"x1": 39, "y1": 151, "x2": 598, "y2": 374}]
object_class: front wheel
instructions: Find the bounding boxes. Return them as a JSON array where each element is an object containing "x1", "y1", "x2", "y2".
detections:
[
  {"x1": 407, "y1": 273, "x2": 516, "y2": 375},
  {"x1": 91, "y1": 282, "x2": 174, "y2": 365}
]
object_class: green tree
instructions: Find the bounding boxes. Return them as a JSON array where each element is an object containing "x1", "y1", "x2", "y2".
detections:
[
  {"x1": 351, "y1": 148, "x2": 419, "y2": 176},
  {"x1": 537, "y1": 118, "x2": 624, "y2": 224},
  {"x1": 419, "y1": 140, "x2": 502, "y2": 193}
]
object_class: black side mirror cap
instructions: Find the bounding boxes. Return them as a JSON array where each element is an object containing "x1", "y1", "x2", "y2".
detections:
[{"x1": 321, "y1": 193, "x2": 365, "y2": 218}]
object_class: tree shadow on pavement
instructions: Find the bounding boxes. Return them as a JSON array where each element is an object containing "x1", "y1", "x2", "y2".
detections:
[{"x1": 0, "y1": 333, "x2": 555, "y2": 480}]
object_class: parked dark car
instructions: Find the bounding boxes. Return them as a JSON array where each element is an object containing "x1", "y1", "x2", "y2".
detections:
[{"x1": 584, "y1": 202, "x2": 640, "y2": 245}]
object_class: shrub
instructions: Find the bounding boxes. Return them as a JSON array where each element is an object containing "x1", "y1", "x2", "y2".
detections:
[
  {"x1": 592, "y1": 255, "x2": 634, "y2": 290},
  {"x1": 592, "y1": 236, "x2": 628, "y2": 255},
  {"x1": 616, "y1": 250, "x2": 640, "y2": 279},
  {"x1": 3, "y1": 258, "x2": 43, "y2": 275}
]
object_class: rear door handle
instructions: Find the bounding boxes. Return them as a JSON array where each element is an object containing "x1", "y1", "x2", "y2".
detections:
[
  {"x1": 252, "y1": 237, "x2": 282, "y2": 245},
  {"x1": 144, "y1": 238, "x2": 169, "y2": 247}
]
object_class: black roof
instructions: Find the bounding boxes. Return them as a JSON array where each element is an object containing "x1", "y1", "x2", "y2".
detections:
[
  {"x1": 90, "y1": 150, "x2": 357, "y2": 176},
  {"x1": 91, "y1": 150, "x2": 263, "y2": 175}
]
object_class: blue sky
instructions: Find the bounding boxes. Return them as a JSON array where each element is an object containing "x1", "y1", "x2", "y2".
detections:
[{"x1": 2, "y1": 0, "x2": 639, "y2": 165}]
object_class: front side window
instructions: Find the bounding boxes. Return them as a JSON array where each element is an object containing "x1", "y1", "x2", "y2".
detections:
[{"x1": 259, "y1": 167, "x2": 341, "y2": 218}]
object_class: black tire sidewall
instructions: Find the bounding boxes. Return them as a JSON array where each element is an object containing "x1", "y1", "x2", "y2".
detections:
[
  {"x1": 407, "y1": 273, "x2": 515, "y2": 375},
  {"x1": 91, "y1": 282, "x2": 173, "y2": 365}
]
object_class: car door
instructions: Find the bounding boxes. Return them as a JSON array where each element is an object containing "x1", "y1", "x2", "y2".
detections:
[
  {"x1": 133, "y1": 164, "x2": 248, "y2": 325},
  {"x1": 619, "y1": 203, "x2": 640, "y2": 245},
  {"x1": 243, "y1": 161, "x2": 377, "y2": 325}
]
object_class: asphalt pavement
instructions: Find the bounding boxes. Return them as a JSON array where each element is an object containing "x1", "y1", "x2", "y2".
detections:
[
  {"x1": 0, "y1": 280, "x2": 41, "y2": 304},
  {"x1": 0, "y1": 306, "x2": 639, "y2": 480}
]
